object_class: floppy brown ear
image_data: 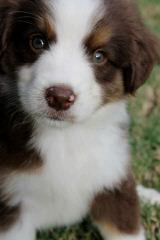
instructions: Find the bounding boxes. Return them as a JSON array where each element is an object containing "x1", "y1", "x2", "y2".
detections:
[
  {"x1": 0, "y1": 2, "x2": 11, "y2": 59},
  {"x1": 0, "y1": 1, "x2": 19, "y2": 53},
  {"x1": 0, "y1": 1, "x2": 18, "y2": 72},
  {"x1": 124, "y1": 28, "x2": 160, "y2": 94}
]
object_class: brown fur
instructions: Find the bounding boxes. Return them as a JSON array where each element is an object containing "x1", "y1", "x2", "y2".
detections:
[
  {"x1": 103, "y1": 0, "x2": 160, "y2": 94},
  {"x1": 0, "y1": 0, "x2": 56, "y2": 74},
  {"x1": 0, "y1": 188, "x2": 21, "y2": 232},
  {"x1": 84, "y1": 18, "x2": 126, "y2": 104},
  {"x1": 0, "y1": 199, "x2": 20, "y2": 232},
  {"x1": 0, "y1": 150, "x2": 42, "y2": 172},
  {"x1": 85, "y1": 20, "x2": 112, "y2": 50},
  {"x1": 84, "y1": 0, "x2": 160, "y2": 98},
  {"x1": 102, "y1": 71, "x2": 125, "y2": 103},
  {"x1": 90, "y1": 175, "x2": 141, "y2": 235},
  {"x1": 39, "y1": 15, "x2": 56, "y2": 42},
  {"x1": 0, "y1": 1, "x2": 46, "y2": 230}
]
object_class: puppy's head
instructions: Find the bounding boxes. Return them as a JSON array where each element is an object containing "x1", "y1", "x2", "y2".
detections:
[{"x1": 0, "y1": 0, "x2": 159, "y2": 125}]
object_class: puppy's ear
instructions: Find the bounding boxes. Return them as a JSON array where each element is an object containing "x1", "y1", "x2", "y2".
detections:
[
  {"x1": 0, "y1": 1, "x2": 18, "y2": 58},
  {"x1": 124, "y1": 27, "x2": 160, "y2": 94},
  {"x1": 0, "y1": 3, "x2": 10, "y2": 58}
]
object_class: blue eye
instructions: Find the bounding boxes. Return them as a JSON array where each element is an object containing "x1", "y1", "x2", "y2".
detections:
[
  {"x1": 93, "y1": 50, "x2": 107, "y2": 65},
  {"x1": 30, "y1": 34, "x2": 47, "y2": 51}
]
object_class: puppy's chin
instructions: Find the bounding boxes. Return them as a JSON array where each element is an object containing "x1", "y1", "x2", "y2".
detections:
[
  {"x1": 33, "y1": 111, "x2": 76, "y2": 129},
  {"x1": 37, "y1": 117, "x2": 73, "y2": 129},
  {"x1": 29, "y1": 103, "x2": 99, "y2": 128}
]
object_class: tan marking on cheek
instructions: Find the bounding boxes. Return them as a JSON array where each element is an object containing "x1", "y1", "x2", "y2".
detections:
[{"x1": 103, "y1": 71, "x2": 125, "y2": 104}]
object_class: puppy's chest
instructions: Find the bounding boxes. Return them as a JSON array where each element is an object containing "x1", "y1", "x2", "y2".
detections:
[
  {"x1": 9, "y1": 125, "x2": 129, "y2": 227},
  {"x1": 35, "y1": 125, "x2": 129, "y2": 191}
]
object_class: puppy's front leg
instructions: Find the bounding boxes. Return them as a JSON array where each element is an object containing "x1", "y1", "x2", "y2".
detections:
[{"x1": 90, "y1": 175, "x2": 145, "y2": 240}]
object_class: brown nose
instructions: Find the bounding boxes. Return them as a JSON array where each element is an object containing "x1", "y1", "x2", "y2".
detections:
[{"x1": 45, "y1": 86, "x2": 76, "y2": 111}]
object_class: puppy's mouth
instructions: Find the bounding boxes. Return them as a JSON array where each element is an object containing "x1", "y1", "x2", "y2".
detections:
[
  {"x1": 47, "y1": 112, "x2": 67, "y2": 121},
  {"x1": 48, "y1": 115, "x2": 64, "y2": 121},
  {"x1": 34, "y1": 109, "x2": 74, "y2": 123}
]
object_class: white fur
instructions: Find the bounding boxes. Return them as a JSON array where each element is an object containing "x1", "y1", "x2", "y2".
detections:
[
  {"x1": 137, "y1": 185, "x2": 160, "y2": 204},
  {"x1": 3, "y1": 101, "x2": 130, "y2": 240}
]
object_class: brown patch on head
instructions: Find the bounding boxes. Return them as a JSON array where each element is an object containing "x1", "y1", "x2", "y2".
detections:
[
  {"x1": 90, "y1": 175, "x2": 141, "y2": 235},
  {"x1": 38, "y1": 15, "x2": 56, "y2": 41},
  {"x1": 84, "y1": 0, "x2": 159, "y2": 105},
  {"x1": 113, "y1": 0, "x2": 160, "y2": 94},
  {"x1": 0, "y1": 0, "x2": 56, "y2": 73},
  {"x1": 84, "y1": 19, "x2": 125, "y2": 104},
  {"x1": 85, "y1": 20, "x2": 112, "y2": 50}
]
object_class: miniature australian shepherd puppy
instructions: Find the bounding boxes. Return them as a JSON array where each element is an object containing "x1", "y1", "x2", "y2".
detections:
[{"x1": 0, "y1": 0, "x2": 159, "y2": 239}]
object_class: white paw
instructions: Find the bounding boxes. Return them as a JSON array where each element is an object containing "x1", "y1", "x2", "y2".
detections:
[{"x1": 137, "y1": 185, "x2": 160, "y2": 205}]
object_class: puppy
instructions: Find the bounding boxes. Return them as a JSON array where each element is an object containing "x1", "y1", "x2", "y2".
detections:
[{"x1": 0, "y1": 0, "x2": 159, "y2": 240}]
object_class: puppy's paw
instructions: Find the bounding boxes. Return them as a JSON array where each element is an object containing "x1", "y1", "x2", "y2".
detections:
[
  {"x1": 137, "y1": 185, "x2": 160, "y2": 204},
  {"x1": 99, "y1": 226, "x2": 145, "y2": 240}
]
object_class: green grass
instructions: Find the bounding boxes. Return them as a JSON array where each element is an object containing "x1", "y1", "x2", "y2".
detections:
[
  {"x1": 130, "y1": 1, "x2": 160, "y2": 239},
  {"x1": 38, "y1": 1, "x2": 160, "y2": 239}
]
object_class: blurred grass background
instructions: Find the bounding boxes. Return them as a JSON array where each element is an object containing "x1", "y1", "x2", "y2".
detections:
[
  {"x1": 38, "y1": 0, "x2": 160, "y2": 239},
  {"x1": 130, "y1": 0, "x2": 160, "y2": 239}
]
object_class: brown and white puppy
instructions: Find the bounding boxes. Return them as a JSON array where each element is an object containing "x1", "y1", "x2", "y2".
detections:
[{"x1": 0, "y1": 0, "x2": 159, "y2": 240}]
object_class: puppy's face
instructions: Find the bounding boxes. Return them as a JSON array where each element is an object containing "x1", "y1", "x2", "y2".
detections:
[{"x1": 0, "y1": 0, "x2": 159, "y2": 125}]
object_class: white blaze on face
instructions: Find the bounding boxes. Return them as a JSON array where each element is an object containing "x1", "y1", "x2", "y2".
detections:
[
  {"x1": 18, "y1": 0, "x2": 105, "y2": 123},
  {"x1": 50, "y1": 0, "x2": 105, "y2": 43}
]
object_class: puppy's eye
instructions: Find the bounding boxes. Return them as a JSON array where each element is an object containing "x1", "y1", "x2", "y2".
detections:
[
  {"x1": 30, "y1": 34, "x2": 48, "y2": 51},
  {"x1": 93, "y1": 50, "x2": 107, "y2": 65}
]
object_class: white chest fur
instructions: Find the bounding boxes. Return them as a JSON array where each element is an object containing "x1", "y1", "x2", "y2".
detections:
[{"x1": 7, "y1": 102, "x2": 130, "y2": 230}]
